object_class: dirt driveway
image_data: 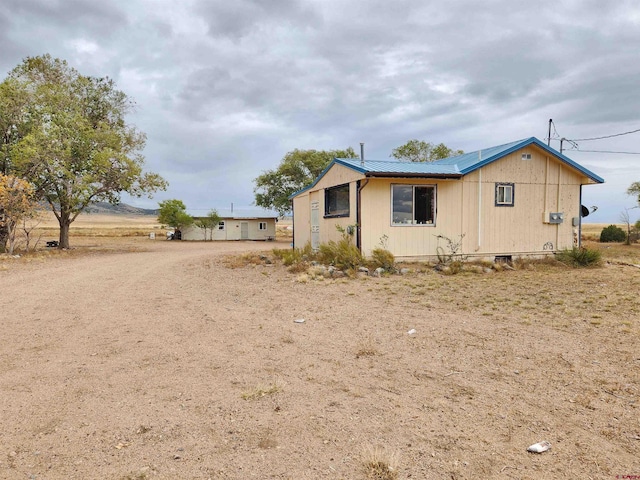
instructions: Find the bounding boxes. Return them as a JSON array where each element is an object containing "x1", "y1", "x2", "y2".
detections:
[{"x1": 1, "y1": 239, "x2": 638, "y2": 479}]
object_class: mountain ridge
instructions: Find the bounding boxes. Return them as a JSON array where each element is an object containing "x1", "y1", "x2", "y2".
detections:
[{"x1": 82, "y1": 202, "x2": 158, "y2": 215}]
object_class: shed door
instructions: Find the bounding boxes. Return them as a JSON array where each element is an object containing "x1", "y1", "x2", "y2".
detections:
[
  {"x1": 310, "y1": 201, "x2": 320, "y2": 250},
  {"x1": 241, "y1": 222, "x2": 249, "y2": 239}
]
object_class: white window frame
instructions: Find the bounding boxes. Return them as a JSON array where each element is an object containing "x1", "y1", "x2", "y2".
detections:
[
  {"x1": 259, "y1": 222, "x2": 267, "y2": 230},
  {"x1": 391, "y1": 184, "x2": 437, "y2": 226},
  {"x1": 521, "y1": 153, "x2": 532, "y2": 161},
  {"x1": 495, "y1": 183, "x2": 514, "y2": 206},
  {"x1": 218, "y1": 221, "x2": 225, "y2": 230}
]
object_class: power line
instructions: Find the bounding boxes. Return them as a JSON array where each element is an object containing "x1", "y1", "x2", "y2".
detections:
[
  {"x1": 551, "y1": 120, "x2": 560, "y2": 140},
  {"x1": 569, "y1": 127, "x2": 640, "y2": 142},
  {"x1": 566, "y1": 149, "x2": 640, "y2": 155}
]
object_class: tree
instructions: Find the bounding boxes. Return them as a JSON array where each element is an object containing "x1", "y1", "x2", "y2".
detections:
[
  {"x1": 0, "y1": 173, "x2": 37, "y2": 254},
  {"x1": 5, "y1": 54, "x2": 167, "y2": 249},
  {"x1": 158, "y1": 199, "x2": 193, "y2": 237},
  {"x1": 254, "y1": 147, "x2": 357, "y2": 215},
  {"x1": 0, "y1": 77, "x2": 33, "y2": 249},
  {"x1": 194, "y1": 209, "x2": 221, "y2": 240},
  {"x1": 628, "y1": 181, "x2": 640, "y2": 205},
  {"x1": 391, "y1": 139, "x2": 463, "y2": 162},
  {"x1": 619, "y1": 209, "x2": 634, "y2": 245}
]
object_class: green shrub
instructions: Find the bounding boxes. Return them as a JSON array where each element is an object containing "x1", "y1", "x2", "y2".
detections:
[
  {"x1": 600, "y1": 224, "x2": 626, "y2": 243},
  {"x1": 555, "y1": 247, "x2": 602, "y2": 267},
  {"x1": 317, "y1": 227, "x2": 364, "y2": 271},
  {"x1": 370, "y1": 247, "x2": 395, "y2": 271},
  {"x1": 318, "y1": 239, "x2": 363, "y2": 270},
  {"x1": 273, "y1": 242, "x2": 316, "y2": 266}
]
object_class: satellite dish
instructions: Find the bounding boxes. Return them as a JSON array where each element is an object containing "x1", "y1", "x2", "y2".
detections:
[{"x1": 581, "y1": 205, "x2": 589, "y2": 217}]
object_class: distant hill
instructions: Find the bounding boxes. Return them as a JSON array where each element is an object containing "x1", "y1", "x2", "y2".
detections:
[{"x1": 82, "y1": 202, "x2": 159, "y2": 215}]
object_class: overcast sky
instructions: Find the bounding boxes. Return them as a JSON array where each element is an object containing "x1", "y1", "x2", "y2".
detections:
[{"x1": 2, "y1": 0, "x2": 640, "y2": 222}]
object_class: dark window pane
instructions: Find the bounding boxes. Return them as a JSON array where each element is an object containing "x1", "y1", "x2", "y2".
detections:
[
  {"x1": 415, "y1": 187, "x2": 434, "y2": 224},
  {"x1": 325, "y1": 184, "x2": 350, "y2": 216}
]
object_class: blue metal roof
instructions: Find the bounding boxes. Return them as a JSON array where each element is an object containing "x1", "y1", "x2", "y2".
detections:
[
  {"x1": 334, "y1": 158, "x2": 461, "y2": 175},
  {"x1": 290, "y1": 137, "x2": 604, "y2": 198}
]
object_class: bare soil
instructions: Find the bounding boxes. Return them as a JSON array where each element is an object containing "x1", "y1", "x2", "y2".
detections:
[{"x1": 1, "y1": 220, "x2": 639, "y2": 479}]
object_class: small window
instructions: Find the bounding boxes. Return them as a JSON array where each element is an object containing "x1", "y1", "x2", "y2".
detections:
[
  {"x1": 391, "y1": 184, "x2": 436, "y2": 225},
  {"x1": 521, "y1": 153, "x2": 531, "y2": 160},
  {"x1": 259, "y1": 222, "x2": 267, "y2": 230},
  {"x1": 218, "y1": 221, "x2": 225, "y2": 230},
  {"x1": 495, "y1": 183, "x2": 514, "y2": 206},
  {"x1": 325, "y1": 184, "x2": 350, "y2": 217}
]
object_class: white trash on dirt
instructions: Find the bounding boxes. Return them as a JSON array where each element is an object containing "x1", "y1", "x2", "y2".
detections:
[
  {"x1": 527, "y1": 440, "x2": 551, "y2": 453},
  {"x1": 407, "y1": 329, "x2": 417, "y2": 335},
  {"x1": 294, "y1": 318, "x2": 306, "y2": 324}
]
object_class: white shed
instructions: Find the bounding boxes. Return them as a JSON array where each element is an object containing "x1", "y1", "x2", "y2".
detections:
[{"x1": 181, "y1": 208, "x2": 278, "y2": 241}]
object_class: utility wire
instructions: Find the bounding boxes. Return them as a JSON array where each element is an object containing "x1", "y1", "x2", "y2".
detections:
[
  {"x1": 545, "y1": 120, "x2": 561, "y2": 143},
  {"x1": 551, "y1": 120, "x2": 560, "y2": 140},
  {"x1": 569, "y1": 127, "x2": 640, "y2": 142},
  {"x1": 566, "y1": 149, "x2": 640, "y2": 155}
]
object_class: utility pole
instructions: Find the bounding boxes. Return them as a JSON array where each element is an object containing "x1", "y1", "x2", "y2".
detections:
[
  {"x1": 560, "y1": 137, "x2": 565, "y2": 154},
  {"x1": 548, "y1": 119, "x2": 552, "y2": 146}
]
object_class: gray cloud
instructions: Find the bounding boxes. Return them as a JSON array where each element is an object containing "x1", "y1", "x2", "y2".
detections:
[
  {"x1": 196, "y1": 0, "x2": 321, "y2": 39},
  {"x1": 1, "y1": 0, "x2": 639, "y2": 219}
]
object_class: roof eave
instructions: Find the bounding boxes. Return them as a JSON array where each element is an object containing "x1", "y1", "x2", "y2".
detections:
[{"x1": 365, "y1": 172, "x2": 463, "y2": 179}]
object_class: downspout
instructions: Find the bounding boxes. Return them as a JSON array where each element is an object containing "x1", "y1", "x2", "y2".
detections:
[
  {"x1": 290, "y1": 199, "x2": 295, "y2": 250},
  {"x1": 357, "y1": 142, "x2": 367, "y2": 253},
  {"x1": 357, "y1": 178, "x2": 370, "y2": 252},
  {"x1": 556, "y1": 165, "x2": 561, "y2": 250},
  {"x1": 578, "y1": 185, "x2": 583, "y2": 248},
  {"x1": 477, "y1": 150, "x2": 482, "y2": 251}
]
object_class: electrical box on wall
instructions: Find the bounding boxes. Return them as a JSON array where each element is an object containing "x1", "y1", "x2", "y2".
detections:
[
  {"x1": 543, "y1": 212, "x2": 565, "y2": 224},
  {"x1": 549, "y1": 212, "x2": 564, "y2": 224}
]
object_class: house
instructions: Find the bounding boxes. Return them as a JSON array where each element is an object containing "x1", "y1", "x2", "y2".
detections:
[
  {"x1": 289, "y1": 137, "x2": 604, "y2": 261},
  {"x1": 180, "y1": 208, "x2": 278, "y2": 241}
]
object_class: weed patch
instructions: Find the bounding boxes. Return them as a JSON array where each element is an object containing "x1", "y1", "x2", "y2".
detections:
[
  {"x1": 362, "y1": 446, "x2": 398, "y2": 480},
  {"x1": 555, "y1": 247, "x2": 602, "y2": 267}
]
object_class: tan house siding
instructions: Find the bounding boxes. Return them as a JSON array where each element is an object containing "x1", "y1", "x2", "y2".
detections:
[
  {"x1": 292, "y1": 164, "x2": 363, "y2": 248},
  {"x1": 292, "y1": 192, "x2": 310, "y2": 247},
  {"x1": 466, "y1": 147, "x2": 584, "y2": 256},
  {"x1": 358, "y1": 147, "x2": 587, "y2": 259},
  {"x1": 290, "y1": 139, "x2": 602, "y2": 261},
  {"x1": 359, "y1": 178, "x2": 463, "y2": 258}
]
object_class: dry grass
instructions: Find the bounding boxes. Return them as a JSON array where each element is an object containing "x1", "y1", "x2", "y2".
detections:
[
  {"x1": 362, "y1": 446, "x2": 399, "y2": 480},
  {"x1": 241, "y1": 381, "x2": 282, "y2": 400},
  {"x1": 224, "y1": 252, "x2": 272, "y2": 268},
  {"x1": 355, "y1": 334, "x2": 380, "y2": 358}
]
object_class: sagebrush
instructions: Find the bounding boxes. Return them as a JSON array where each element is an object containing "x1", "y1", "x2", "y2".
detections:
[{"x1": 555, "y1": 246, "x2": 602, "y2": 267}]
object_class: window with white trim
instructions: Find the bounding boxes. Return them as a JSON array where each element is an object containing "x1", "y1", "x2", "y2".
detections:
[
  {"x1": 495, "y1": 183, "x2": 514, "y2": 206},
  {"x1": 218, "y1": 221, "x2": 225, "y2": 230},
  {"x1": 259, "y1": 222, "x2": 267, "y2": 230},
  {"x1": 391, "y1": 184, "x2": 436, "y2": 225}
]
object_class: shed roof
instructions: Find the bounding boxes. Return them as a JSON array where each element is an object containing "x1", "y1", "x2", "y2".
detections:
[
  {"x1": 290, "y1": 137, "x2": 604, "y2": 198},
  {"x1": 188, "y1": 208, "x2": 279, "y2": 219}
]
